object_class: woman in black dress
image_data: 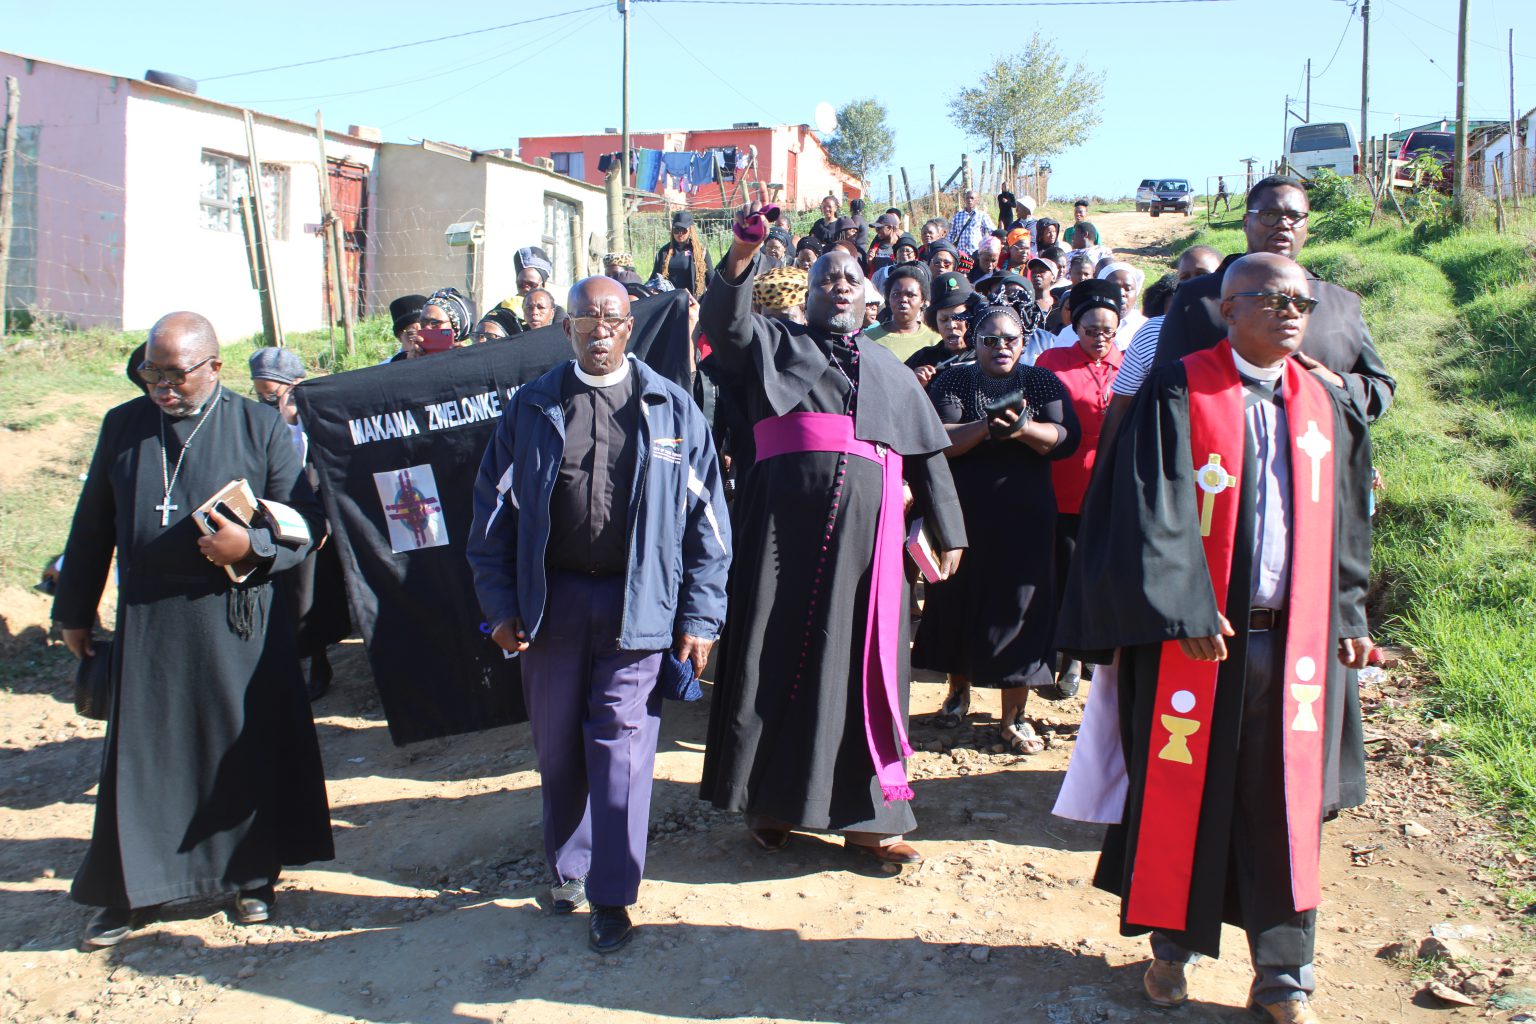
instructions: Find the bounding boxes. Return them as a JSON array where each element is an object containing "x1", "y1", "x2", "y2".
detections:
[{"x1": 911, "y1": 299, "x2": 1081, "y2": 753}]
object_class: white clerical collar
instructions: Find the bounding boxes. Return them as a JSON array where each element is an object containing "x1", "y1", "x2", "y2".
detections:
[
  {"x1": 572, "y1": 356, "x2": 632, "y2": 388},
  {"x1": 1231, "y1": 348, "x2": 1285, "y2": 383}
]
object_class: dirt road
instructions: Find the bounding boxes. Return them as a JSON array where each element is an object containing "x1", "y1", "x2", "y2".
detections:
[{"x1": 1, "y1": 210, "x2": 1532, "y2": 1024}]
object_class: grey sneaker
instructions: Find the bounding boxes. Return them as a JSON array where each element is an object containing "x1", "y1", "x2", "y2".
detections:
[{"x1": 550, "y1": 877, "x2": 588, "y2": 914}]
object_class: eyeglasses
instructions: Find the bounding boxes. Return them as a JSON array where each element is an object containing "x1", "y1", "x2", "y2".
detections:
[
  {"x1": 569, "y1": 314, "x2": 633, "y2": 334},
  {"x1": 1228, "y1": 291, "x2": 1319, "y2": 314},
  {"x1": 137, "y1": 355, "x2": 215, "y2": 387},
  {"x1": 1246, "y1": 208, "x2": 1309, "y2": 227},
  {"x1": 1079, "y1": 326, "x2": 1117, "y2": 340},
  {"x1": 419, "y1": 316, "x2": 450, "y2": 329},
  {"x1": 468, "y1": 329, "x2": 500, "y2": 343},
  {"x1": 976, "y1": 334, "x2": 1022, "y2": 349}
]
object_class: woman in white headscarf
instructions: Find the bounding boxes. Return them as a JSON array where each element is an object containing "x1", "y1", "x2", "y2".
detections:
[{"x1": 1052, "y1": 261, "x2": 1146, "y2": 352}]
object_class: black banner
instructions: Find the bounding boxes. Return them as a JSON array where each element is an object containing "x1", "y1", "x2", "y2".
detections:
[{"x1": 294, "y1": 290, "x2": 695, "y2": 744}]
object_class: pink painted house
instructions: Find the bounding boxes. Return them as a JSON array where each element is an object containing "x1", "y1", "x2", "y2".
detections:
[{"x1": 518, "y1": 123, "x2": 862, "y2": 211}]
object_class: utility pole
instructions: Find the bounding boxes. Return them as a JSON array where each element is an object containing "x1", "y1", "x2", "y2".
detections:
[
  {"x1": 0, "y1": 77, "x2": 19, "y2": 341},
  {"x1": 1283, "y1": 94, "x2": 1292, "y2": 174},
  {"x1": 1454, "y1": 0, "x2": 1470, "y2": 218},
  {"x1": 619, "y1": 0, "x2": 630, "y2": 193},
  {"x1": 1512, "y1": 29, "x2": 1522, "y2": 208},
  {"x1": 1360, "y1": 0, "x2": 1371, "y2": 164},
  {"x1": 1305, "y1": 58, "x2": 1312, "y2": 123}
]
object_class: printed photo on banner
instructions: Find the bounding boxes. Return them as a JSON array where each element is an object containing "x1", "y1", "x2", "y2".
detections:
[{"x1": 373, "y1": 464, "x2": 449, "y2": 553}]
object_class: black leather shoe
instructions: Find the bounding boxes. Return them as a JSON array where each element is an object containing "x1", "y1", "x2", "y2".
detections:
[
  {"x1": 83, "y1": 907, "x2": 135, "y2": 949},
  {"x1": 235, "y1": 885, "x2": 274, "y2": 924},
  {"x1": 588, "y1": 904, "x2": 633, "y2": 954},
  {"x1": 550, "y1": 877, "x2": 587, "y2": 914}
]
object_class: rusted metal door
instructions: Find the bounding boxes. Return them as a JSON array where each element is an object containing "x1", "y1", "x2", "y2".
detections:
[{"x1": 327, "y1": 160, "x2": 368, "y2": 313}]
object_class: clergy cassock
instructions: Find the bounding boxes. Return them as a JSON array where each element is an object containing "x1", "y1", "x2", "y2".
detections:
[
  {"x1": 1055, "y1": 341, "x2": 1372, "y2": 959},
  {"x1": 53, "y1": 387, "x2": 334, "y2": 909},
  {"x1": 698, "y1": 262, "x2": 967, "y2": 836}
]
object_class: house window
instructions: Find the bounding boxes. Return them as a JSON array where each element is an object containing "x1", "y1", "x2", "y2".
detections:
[
  {"x1": 703, "y1": 147, "x2": 737, "y2": 182},
  {"x1": 543, "y1": 194, "x2": 580, "y2": 291},
  {"x1": 200, "y1": 150, "x2": 289, "y2": 239},
  {"x1": 550, "y1": 151, "x2": 585, "y2": 179}
]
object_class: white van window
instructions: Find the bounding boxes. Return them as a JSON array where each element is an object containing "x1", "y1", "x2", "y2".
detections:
[{"x1": 1291, "y1": 124, "x2": 1352, "y2": 153}]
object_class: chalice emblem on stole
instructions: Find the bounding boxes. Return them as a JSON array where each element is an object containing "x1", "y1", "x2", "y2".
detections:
[
  {"x1": 1158, "y1": 690, "x2": 1201, "y2": 763},
  {"x1": 1195, "y1": 454, "x2": 1237, "y2": 537}
]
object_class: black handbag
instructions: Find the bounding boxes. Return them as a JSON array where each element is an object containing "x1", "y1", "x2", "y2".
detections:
[{"x1": 74, "y1": 639, "x2": 114, "y2": 721}]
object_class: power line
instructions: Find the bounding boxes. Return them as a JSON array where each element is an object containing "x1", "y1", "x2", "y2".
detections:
[
  {"x1": 200, "y1": 4, "x2": 609, "y2": 81},
  {"x1": 638, "y1": 8, "x2": 792, "y2": 125},
  {"x1": 1380, "y1": 0, "x2": 1536, "y2": 61},
  {"x1": 1311, "y1": 1, "x2": 1357, "y2": 81},
  {"x1": 1382, "y1": 11, "x2": 1451, "y2": 81}
]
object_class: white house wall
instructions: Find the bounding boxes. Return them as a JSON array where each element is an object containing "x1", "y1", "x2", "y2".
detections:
[{"x1": 120, "y1": 87, "x2": 376, "y2": 342}]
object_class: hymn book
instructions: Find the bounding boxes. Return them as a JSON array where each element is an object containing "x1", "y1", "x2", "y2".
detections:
[
  {"x1": 193, "y1": 479, "x2": 312, "y2": 582},
  {"x1": 905, "y1": 517, "x2": 943, "y2": 584}
]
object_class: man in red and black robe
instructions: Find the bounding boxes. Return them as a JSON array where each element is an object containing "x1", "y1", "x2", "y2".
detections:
[{"x1": 1056, "y1": 254, "x2": 1374, "y2": 1023}]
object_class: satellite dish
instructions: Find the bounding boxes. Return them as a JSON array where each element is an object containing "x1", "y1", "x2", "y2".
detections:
[{"x1": 814, "y1": 102, "x2": 837, "y2": 136}]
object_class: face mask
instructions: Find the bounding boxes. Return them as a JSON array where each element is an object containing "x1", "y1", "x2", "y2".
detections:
[{"x1": 418, "y1": 326, "x2": 455, "y2": 352}]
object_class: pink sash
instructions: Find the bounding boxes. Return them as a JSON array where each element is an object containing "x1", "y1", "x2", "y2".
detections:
[{"x1": 754, "y1": 411, "x2": 914, "y2": 803}]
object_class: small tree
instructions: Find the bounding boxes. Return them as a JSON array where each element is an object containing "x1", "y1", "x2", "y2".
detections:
[
  {"x1": 824, "y1": 99, "x2": 895, "y2": 193},
  {"x1": 948, "y1": 33, "x2": 1104, "y2": 185}
]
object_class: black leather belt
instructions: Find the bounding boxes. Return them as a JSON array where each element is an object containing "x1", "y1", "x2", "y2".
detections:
[{"x1": 1249, "y1": 607, "x2": 1285, "y2": 632}]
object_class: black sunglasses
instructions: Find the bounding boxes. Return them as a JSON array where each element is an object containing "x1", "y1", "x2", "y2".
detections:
[
  {"x1": 137, "y1": 355, "x2": 215, "y2": 387},
  {"x1": 1228, "y1": 291, "x2": 1319, "y2": 314}
]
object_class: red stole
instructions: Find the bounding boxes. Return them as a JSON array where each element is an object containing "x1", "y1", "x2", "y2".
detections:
[{"x1": 1125, "y1": 339, "x2": 1336, "y2": 933}]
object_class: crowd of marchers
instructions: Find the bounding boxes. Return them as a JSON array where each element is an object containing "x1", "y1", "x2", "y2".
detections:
[{"x1": 49, "y1": 177, "x2": 1395, "y2": 1024}]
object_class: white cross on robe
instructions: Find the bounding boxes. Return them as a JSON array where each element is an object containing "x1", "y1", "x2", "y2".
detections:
[{"x1": 1296, "y1": 421, "x2": 1332, "y2": 503}]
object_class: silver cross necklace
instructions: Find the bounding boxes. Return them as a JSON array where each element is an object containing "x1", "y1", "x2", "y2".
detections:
[{"x1": 157, "y1": 388, "x2": 219, "y2": 526}]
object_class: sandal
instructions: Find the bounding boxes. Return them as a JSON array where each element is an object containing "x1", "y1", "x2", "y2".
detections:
[
  {"x1": 933, "y1": 681, "x2": 971, "y2": 729},
  {"x1": 1001, "y1": 710, "x2": 1046, "y2": 755}
]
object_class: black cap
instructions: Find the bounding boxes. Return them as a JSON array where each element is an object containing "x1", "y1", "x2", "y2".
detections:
[
  {"x1": 390, "y1": 293, "x2": 427, "y2": 335},
  {"x1": 931, "y1": 272, "x2": 974, "y2": 310},
  {"x1": 672, "y1": 210, "x2": 693, "y2": 229},
  {"x1": 833, "y1": 216, "x2": 860, "y2": 237}
]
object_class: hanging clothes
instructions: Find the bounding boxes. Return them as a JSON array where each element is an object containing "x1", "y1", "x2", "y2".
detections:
[
  {"x1": 660, "y1": 152, "x2": 694, "y2": 192},
  {"x1": 635, "y1": 150, "x2": 664, "y2": 193},
  {"x1": 687, "y1": 152, "x2": 719, "y2": 191}
]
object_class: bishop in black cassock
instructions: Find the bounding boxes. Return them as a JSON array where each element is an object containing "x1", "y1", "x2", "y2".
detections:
[
  {"x1": 54, "y1": 313, "x2": 333, "y2": 948},
  {"x1": 699, "y1": 204, "x2": 967, "y2": 867},
  {"x1": 1056, "y1": 256, "x2": 1374, "y2": 1023}
]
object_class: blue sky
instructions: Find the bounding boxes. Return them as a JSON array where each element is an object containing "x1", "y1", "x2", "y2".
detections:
[{"x1": 5, "y1": 0, "x2": 1534, "y2": 200}]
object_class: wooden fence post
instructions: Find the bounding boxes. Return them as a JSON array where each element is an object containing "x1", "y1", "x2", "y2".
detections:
[{"x1": 0, "y1": 77, "x2": 19, "y2": 339}]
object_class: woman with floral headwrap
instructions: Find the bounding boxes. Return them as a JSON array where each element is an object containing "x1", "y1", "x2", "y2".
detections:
[
  {"x1": 412, "y1": 287, "x2": 475, "y2": 357},
  {"x1": 913, "y1": 298, "x2": 1081, "y2": 753}
]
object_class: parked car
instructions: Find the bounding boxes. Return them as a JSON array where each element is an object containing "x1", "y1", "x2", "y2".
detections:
[
  {"x1": 1390, "y1": 130, "x2": 1455, "y2": 192},
  {"x1": 1136, "y1": 178, "x2": 1194, "y2": 216},
  {"x1": 1285, "y1": 122, "x2": 1358, "y2": 182}
]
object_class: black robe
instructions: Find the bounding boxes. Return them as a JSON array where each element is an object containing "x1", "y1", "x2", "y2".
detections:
[
  {"x1": 698, "y1": 261, "x2": 968, "y2": 834},
  {"x1": 1056, "y1": 358, "x2": 1372, "y2": 958},
  {"x1": 1153, "y1": 252, "x2": 1396, "y2": 422},
  {"x1": 53, "y1": 389, "x2": 334, "y2": 909}
]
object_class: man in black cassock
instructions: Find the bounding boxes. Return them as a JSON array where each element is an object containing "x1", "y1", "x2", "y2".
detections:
[
  {"x1": 54, "y1": 312, "x2": 333, "y2": 948},
  {"x1": 698, "y1": 202, "x2": 967, "y2": 868},
  {"x1": 1056, "y1": 256, "x2": 1374, "y2": 1024}
]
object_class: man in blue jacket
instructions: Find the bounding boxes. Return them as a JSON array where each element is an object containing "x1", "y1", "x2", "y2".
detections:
[{"x1": 467, "y1": 277, "x2": 730, "y2": 954}]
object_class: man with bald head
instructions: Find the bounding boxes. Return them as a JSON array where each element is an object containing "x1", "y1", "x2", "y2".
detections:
[
  {"x1": 698, "y1": 203, "x2": 967, "y2": 868},
  {"x1": 468, "y1": 276, "x2": 730, "y2": 953},
  {"x1": 53, "y1": 312, "x2": 332, "y2": 948},
  {"x1": 1055, "y1": 254, "x2": 1374, "y2": 1023}
]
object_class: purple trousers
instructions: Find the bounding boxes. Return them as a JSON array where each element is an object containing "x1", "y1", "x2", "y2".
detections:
[{"x1": 521, "y1": 571, "x2": 663, "y2": 907}]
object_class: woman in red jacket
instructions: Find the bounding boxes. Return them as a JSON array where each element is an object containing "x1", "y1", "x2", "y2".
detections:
[{"x1": 1034, "y1": 278, "x2": 1124, "y2": 696}]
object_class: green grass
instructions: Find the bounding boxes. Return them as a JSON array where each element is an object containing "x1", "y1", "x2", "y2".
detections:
[{"x1": 1178, "y1": 207, "x2": 1536, "y2": 849}]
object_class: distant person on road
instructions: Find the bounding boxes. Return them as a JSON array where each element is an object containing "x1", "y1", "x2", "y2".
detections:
[
  {"x1": 1055, "y1": 253, "x2": 1375, "y2": 1024},
  {"x1": 1214, "y1": 176, "x2": 1231, "y2": 212},
  {"x1": 1063, "y1": 200, "x2": 1101, "y2": 246},
  {"x1": 949, "y1": 189, "x2": 995, "y2": 255}
]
